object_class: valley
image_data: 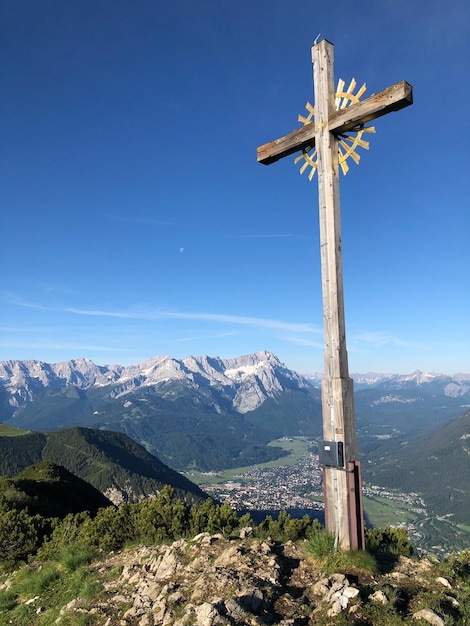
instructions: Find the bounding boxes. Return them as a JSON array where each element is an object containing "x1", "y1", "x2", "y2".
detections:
[{"x1": 187, "y1": 436, "x2": 470, "y2": 556}]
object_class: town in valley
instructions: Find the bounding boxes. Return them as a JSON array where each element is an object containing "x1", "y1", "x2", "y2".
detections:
[{"x1": 190, "y1": 438, "x2": 431, "y2": 553}]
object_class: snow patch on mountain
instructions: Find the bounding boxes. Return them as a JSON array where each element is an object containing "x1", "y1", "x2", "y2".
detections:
[
  {"x1": 371, "y1": 395, "x2": 418, "y2": 406},
  {"x1": 225, "y1": 363, "x2": 264, "y2": 379}
]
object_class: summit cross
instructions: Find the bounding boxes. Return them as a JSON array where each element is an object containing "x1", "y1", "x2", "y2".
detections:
[{"x1": 257, "y1": 39, "x2": 413, "y2": 550}]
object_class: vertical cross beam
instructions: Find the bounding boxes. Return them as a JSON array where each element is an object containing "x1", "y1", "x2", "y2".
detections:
[
  {"x1": 313, "y1": 40, "x2": 363, "y2": 550},
  {"x1": 256, "y1": 39, "x2": 412, "y2": 551}
]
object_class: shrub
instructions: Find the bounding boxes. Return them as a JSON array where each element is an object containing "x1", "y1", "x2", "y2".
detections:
[
  {"x1": 254, "y1": 511, "x2": 315, "y2": 542},
  {"x1": 80, "y1": 503, "x2": 136, "y2": 552},
  {"x1": 136, "y1": 486, "x2": 191, "y2": 542},
  {"x1": 37, "y1": 511, "x2": 92, "y2": 560},
  {"x1": 0, "y1": 509, "x2": 42, "y2": 562},
  {"x1": 365, "y1": 526, "x2": 414, "y2": 558},
  {"x1": 439, "y1": 548, "x2": 470, "y2": 581},
  {"x1": 189, "y1": 498, "x2": 239, "y2": 537}
]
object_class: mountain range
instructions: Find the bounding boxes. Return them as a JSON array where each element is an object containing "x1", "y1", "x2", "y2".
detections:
[
  {"x1": 1, "y1": 351, "x2": 469, "y2": 471},
  {"x1": 0, "y1": 350, "x2": 309, "y2": 415}
]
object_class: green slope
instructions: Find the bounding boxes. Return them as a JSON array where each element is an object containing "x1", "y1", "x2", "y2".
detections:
[
  {"x1": 0, "y1": 461, "x2": 112, "y2": 518},
  {"x1": 364, "y1": 409, "x2": 470, "y2": 523},
  {"x1": 244, "y1": 388, "x2": 322, "y2": 437},
  {"x1": 0, "y1": 424, "x2": 32, "y2": 436},
  {"x1": 42, "y1": 427, "x2": 207, "y2": 503},
  {"x1": 0, "y1": 430, "x2": 46, "y2": 476}
]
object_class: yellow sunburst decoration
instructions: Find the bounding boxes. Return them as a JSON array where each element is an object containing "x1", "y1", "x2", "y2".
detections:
[{"x1": 294, "y1": 79, "x2": 376, "y2": 179}]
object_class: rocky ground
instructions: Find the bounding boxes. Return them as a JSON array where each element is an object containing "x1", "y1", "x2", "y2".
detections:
[{"x1": 43, "y1": 530, "x2": 465, "y2": 625}]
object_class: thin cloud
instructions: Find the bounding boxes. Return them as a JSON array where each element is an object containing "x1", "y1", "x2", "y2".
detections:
[
  {"x1": 0, "y1": 339, "x2": 122, "y2": 352},
  {"x1": 352, "y1": 331, "x2": 400, "y2": 346},
  {"x1": 4, "y1": 295, "x2": 317, "y2": 335},
  {"x1": 104, "y1": 218, "x2": 302, "y2": 240},
  {"x1": 65, "y1": 306, "x2": 317, "y2": 334},
  {"x1": 282, "y1": 335, "x2": 324, "y2": 349},
  {"x1": 0, "y1": 326, "x2": 60, "y2": 334},
  {"x1": 104, "y1": 213, "x2": 187, "y2": 227},
  {"x1": 229, "y1": 233, "x2": 296, "y2": 239},
  {"x1": 176, "y1": 331, "x2": 240, "y2": 343},
  {"x1": 350, "y1": 330, "x2": 429, "y2": 350}
]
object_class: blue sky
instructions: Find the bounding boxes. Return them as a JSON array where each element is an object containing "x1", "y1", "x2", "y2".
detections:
[{"x1": 1, "y1": 0, "x2": 469, "y2": 375}]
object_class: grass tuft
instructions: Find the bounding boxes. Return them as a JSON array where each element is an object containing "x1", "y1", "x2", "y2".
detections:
[
  {"x1": 53, "y1": 543, "x2": 96, "y2": 573},
  {"x1": 0, "y1": 552, "x2": 101, "y2": 625},
  {"x1": 305, "y1": 527, "x2": 377, "y2": 575},
  {"x1": 305, "y1": 526, "x2": 336, "y2": 561},
  {"x1": 14, "y1": 563, "x2": 61, "y2": 598},
  {"x1": 0, "y1": 588, "x2": 17, "y2": 611}
]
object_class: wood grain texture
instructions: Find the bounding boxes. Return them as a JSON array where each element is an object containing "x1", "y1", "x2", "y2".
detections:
[{"x1": 257, "y1": 81, "x2": 412, "y2": 165}]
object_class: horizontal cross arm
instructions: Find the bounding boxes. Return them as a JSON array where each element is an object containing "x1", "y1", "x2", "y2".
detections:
[
  {"x1": 257, "y1": 123, "x2": 316, "y2": 165},
  {"x1": 257, "y1": 80, "x2": 413, "y2": 166},
  {"x1": 329, "y1": 80, "x2": 413, "y2": 134}
]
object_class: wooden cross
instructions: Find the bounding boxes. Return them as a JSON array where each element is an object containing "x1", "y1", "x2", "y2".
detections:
[{"x1": 257, "y1": 39, "x2": 412, "y2": 550}]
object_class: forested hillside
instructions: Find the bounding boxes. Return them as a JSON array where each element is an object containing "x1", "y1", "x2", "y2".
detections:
[
  {"x1": 0, "y1": 425, "x2": 207, "y2": 504},
  {"x1": 0, "y1": 425, "x2": 45, "y2": 476},
  {"x1": 364, "y1": 409, "x2": 470, "y2": 523}
]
